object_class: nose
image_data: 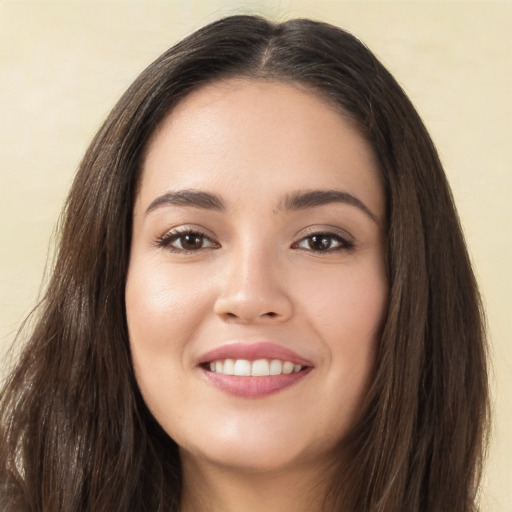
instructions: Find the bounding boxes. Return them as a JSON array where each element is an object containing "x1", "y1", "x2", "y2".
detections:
[{"x1": 213, "y1": 246, "x2": 293, "y2": 323}]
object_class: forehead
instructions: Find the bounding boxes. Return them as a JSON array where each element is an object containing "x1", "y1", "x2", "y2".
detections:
[
  {"x1": 146, "y1": 78, "x2": 363, "y2": 157},
  {"x1": 138, "y1": 78, "x2": 384, "y2": 217}
]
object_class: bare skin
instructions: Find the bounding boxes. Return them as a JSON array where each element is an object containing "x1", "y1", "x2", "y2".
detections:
[
  {"x1": 180, "y1": 454, "x2": 336, "y2": 512},
  {"x1": 126, "y1": 79, "x2": 387, "y2": 511}
]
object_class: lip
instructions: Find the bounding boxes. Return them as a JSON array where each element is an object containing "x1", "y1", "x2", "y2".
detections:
[
  {"x1": 198, "y1": 342, "x2": 312, "y2": 366},
  {"x1": 198, "y1": 342, "x2": 313, "y2": 399},
  {"x1": 202, "y1": 369, "x2": 312, "y2": 398}
]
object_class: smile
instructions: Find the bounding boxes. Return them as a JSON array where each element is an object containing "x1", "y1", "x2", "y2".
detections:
[
  {"x1": 199, "y1": 342, "x2": 313, "y2": 398},
  {"x1": 207, "y1": 359, "x2": 303, "y2": 376}
]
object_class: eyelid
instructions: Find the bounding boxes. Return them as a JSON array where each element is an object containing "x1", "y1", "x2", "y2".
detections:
[
  {"x1": 294, "y1": 225, "x2": 354, "y2": 243},
  {"x1": 153, "y1": 224, "x2": 355, "y2": 254},
  {"x1": 291, "y1": 226, "x2": 355, "y2": 252},
  {"x1": 154, "y1": 225, "x2": 220, "y2": 252}
]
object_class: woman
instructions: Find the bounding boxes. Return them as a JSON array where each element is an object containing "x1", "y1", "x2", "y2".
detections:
[{"x1": 0, "y1": 15, "x2": 489, "y2": 512}]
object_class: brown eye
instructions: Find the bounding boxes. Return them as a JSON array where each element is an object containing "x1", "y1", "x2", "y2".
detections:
[
  {"x1": 294, "y1": 232, "x2": 353, "y2": 252},
  {"x1": 157, "y1": 230, "x2": 218, "y2": 252},
  {"x1": 179, "y1": 233, "x2": 205, "y2": 250},
  {"x1": 308, "y1": 235, "x2": 333, "y2": 251}
]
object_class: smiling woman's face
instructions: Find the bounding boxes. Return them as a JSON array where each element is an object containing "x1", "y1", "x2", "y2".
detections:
[{"x1": 126, "y1": 79, "x2": 388, "y2": 474}]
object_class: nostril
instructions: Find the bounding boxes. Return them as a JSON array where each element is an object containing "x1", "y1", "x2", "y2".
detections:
[{"x1": 222, "y1": 311, "x2": 278, "y2": 320}]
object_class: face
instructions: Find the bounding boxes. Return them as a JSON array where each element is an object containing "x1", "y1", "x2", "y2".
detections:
[{"x1": 126, "y1": 79, "x2": 387, "y2": 474}]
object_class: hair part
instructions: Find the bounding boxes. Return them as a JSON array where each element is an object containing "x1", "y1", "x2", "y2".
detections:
[{"x1": 0, "y1": 15, "x2": 489, "y2": 512}]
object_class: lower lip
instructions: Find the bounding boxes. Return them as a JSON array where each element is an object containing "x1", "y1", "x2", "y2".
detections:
[{"x1": 202, "y1": 368, "x2": 312, "y2": 398}]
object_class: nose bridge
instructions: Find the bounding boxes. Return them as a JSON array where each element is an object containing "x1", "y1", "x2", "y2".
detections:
[{"x1": 214, "y1": 236, "x2": 292, "y2": 322}]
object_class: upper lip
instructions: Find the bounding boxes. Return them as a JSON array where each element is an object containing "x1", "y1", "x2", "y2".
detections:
[{"x1": 198, "y1": 342, "x2": 313, "y2": 367}]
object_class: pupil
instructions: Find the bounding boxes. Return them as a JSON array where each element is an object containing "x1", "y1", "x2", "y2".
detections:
[
  {"x1": 182, "y1": 234, "x2": 202, "y2": 250},
  {"x1": 309, "y1": 235, "x2": 330, "y2": 250}
]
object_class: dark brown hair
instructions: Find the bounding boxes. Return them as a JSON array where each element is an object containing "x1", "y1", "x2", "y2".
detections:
[{"x1": 0, "y1": 15, "x2": 489, "y2": 512}]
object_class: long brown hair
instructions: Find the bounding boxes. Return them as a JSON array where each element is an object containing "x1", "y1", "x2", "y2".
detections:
[{"x1": 0, "y1": 15, "x2": 489, "y2": 512}]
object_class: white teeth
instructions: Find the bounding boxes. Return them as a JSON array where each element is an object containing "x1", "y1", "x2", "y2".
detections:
[
  {"x1": 208, "y1": 359, "x2": 304, "y2": 376},
  {"x1": 282, "y1": 361, "x2": 294, "y2": 374},
  {"x1": 252, "y1": 359, "x2": 270, "y2": 376},
  {"x1": 234, "y1": 359, "x2": 251, "y2": 376},
  {"x1": 223, "y1": 359, "x2": 235, "y2": 375},
  {"x1": 269, "y1": 359, "x2": 283, "y2": 375}
]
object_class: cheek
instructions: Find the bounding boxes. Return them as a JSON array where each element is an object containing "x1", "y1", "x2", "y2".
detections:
[
  {"x1": 124, "y1": 259, "x2": 217, "y2": 416},
  {"x1": 300, "y1": 262, "x2": 387, "y2": 341},
  {"x1": 126, "y1": 260, "x2": 212, "y2": 350},
  {"x1": 125, "y1": 260, "x2": 211, "y2": 422},
  {"x1": 296, "y1": 261, "x2": 387, "y2": 390}
]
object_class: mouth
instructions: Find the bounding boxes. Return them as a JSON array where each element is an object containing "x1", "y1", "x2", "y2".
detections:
[
  {"x1": 204, "y1": 358, "x2": 304, "y2": 376},
  {"x1": 198, "y1": 342, "x2": 313, "y2": 398}
]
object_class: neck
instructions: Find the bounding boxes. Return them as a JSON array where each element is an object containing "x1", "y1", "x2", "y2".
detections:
[{"x1": 179, "y1": 453, "x2": 337, "y2": 512}]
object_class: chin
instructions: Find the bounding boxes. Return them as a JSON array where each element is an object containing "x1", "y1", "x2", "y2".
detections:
[
  {"x1": 176, "y1": 418, "x2": 343, "y2": 475},
  {"x1": 182, "y1": 443, "x2": 306, "y2": 474}
]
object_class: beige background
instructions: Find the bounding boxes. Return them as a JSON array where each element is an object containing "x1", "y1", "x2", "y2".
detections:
[{"x1": 0, "y1": 1, "x2": 510, "y2": 509}]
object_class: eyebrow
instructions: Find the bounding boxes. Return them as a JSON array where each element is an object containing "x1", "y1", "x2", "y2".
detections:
[
  {"x1": 145, "y1": 190, "x2": 225, "y2": 214},
  {"x1": 145, "y1": 188, "x2": 378, "y2": 223},
  {"x1": 279, "y1": 189, "x2": 379, "y2": 223}
]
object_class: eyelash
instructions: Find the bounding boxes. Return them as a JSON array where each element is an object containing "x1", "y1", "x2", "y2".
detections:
[
  {"x1": 155, "y1": 228, "x2": 219, "y2": 254},
  {"x1": 155, "y1": 229, "x2": 355, "y2": 254},
  {"x1": 292, "y1": 232, "x2": 355, "y2": 253}
]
